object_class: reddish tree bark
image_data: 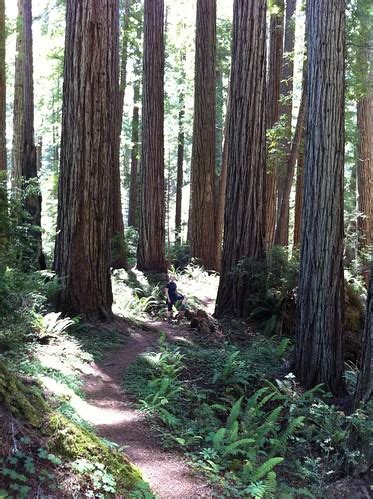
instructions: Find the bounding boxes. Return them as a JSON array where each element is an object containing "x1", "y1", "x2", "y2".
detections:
[
  {"x1": 215, "y1": 86, "x2": 230, "y2": 272},
  {"x1": 12, "y1": 0, "x2": 43, "y2": 269},
  {"x1": 137, "y1": 0, "x2": 167, "y2": 272},
  {"x1": 295, "y1": 0, "x2": 346, "y2": 395},
  {"x1": 190, "y1": 0, "x2": 217, "y2": 270},
  {"x1": 275, "y1": 75, "x2": 306, "y2": 245},
  {"x1": 265, "y1": 1, "x2": 284, "y2": 248},
  {"x1": 128, "y1": 24, "x2": 142, "y2": 228},
  {"x1": 276, "y1": 0, "x2": 297, "y2": 243},
  {"x1": 54, "y1": 0, "x2": 119, "y2": 318},
  {"x1": 215, "y1": 0, "x2": 266, "y2": 317},
  {"x1": 293, "y1": 130, "x2": 304, "y2": 247},
  {"x1": 175, "y1": 88, "x2": 185, "y2": 245},
  {"x1": 357, "y1": 90, "x2": 373, "y2": 249},
  {"x1": 0, "y1": 0, "x2": 5, "y2": 173},
  {"x1": 128, "y1": 76, "x2": 140, "y2": 228},
  {"x1": 355, "y1": 262, "x2": 373, "y2": 405}
]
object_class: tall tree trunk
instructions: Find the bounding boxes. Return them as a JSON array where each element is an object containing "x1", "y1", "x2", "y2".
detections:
[
  {"x1": 0, "y1": 0, "x2": 5, "y2": 173},
  {"x1": 0, "y1": 0, "x2": 6, "y2": 260},
  {"x1": 276, "y1": 0, "x2": 297, "y2": 243},
  {"x1": 128, "y1": 76, "x2": 140, "y2": 228},
  {"x1": 215, "y1": 66, "x2": 223, "y2": 175},
  {"x1": 215, "y1": 0, "x2": 266, "y2": 318},
  {"x1": 354, "y1": 261, "x2": 372, "y2": 405},
  {"x1": 36, "y1": 136, "x2": 42, "y2": 172},
  {"x1": 265, "y1": 1, "x2": 284, "y2": 248},
  {"x1": 12, "y1": 0, "x2": 43, "y2": 270},
  {"x1": 275, "y1": 74, "x2": 306, "y2": 245},
  {"x1": 215, "y1": 85, "x2": 230, "y2": 272},
  {"x1": 293, "y1": 130, "x2": 304, "y2": 247},
  {"x1": 137, "y1": 0, "x2": 166, "y2": 272},
  {"x1": 175, "y1": 85, "x2": 185, "y2": 245},
  {"x1": 190, "y1": 0, "x2": 217, "y2": 270},
  {"x1": 119, "y1": 0, "x2": 130, "y2": 119},
  {"x1": 54, "y1": 0, "x2": 119, "y2": 318},
  {"x1": 357, "y1": 78, "x2": 373, "y2": 249},
  {"x1": 295, "y1": 0, "x2": 346, "y2": 395},
  {"x1": 111, "y1": 0, "x2": 132, "y2": 270},
  {"x1": 128, "y1": 24, "x2": 142, "y2": 229}
]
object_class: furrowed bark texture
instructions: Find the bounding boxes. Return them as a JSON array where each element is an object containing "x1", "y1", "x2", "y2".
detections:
[
  {"x1": 54, "y1": 0, "x2": 119, "y2": 318},
  {"x1": 215, "y1": 86, "x2": 230, "y2": 272},
  {"x1": 265, "y1": 2, "x2": 284, "y2": 248},
  {"x1": 275, "y1": 75, "x2": 306, "y2": 245},
  {"x1": 190, "y1": 0, "x2": 217, "y2": 270},
  {"x1": 276, "y1": 0, "x2": 296, "y2": 244},
  {"x1": 111, "y1": 0, "x2": 131, "y2": 270},
  {"x1": 295, "y1": 0, "x2": 346, "y2": 395},
  {"x1": 354, "y1": 262, "x2": 372, "y2": 405},
  {"x1": 357, "y1": 91, "x2": 373, "y2": 249},
  {"x1": 215, "y1": 0, "x2": 266, "y2": 318},
  {"x1": 128, "y1": 77, "x2": 140, "y2": 228},
  {"x1": 12, "y1": 0, "x2": 43, "y2": 269},
  {"x1": 0, "y1": 0, "x2": 5, "y2": 173},
  {"x1": 137, "y1": 0, "x2": 167, "y2": 272},
  {"x1": 0, "y1": 0, "x2": 6, "y2": 254},
  {"x1": 293, "y1": 130, "x2": 304, "y2": 247},
  {"x1": 128, "y1": 26, "x2": 142, "y2": 228},
  {"x1": 175, "y1": 88, "x2": 185, "y2": 245}
]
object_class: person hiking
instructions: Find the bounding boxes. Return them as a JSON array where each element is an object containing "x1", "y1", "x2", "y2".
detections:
[{"x1": 165, "y1": 274, "x2": 187, "y2": 321}]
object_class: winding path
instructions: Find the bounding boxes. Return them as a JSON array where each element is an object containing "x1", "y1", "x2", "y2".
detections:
[{"x1": 81, "y1": 322, "x2": 214, "y2": 499}]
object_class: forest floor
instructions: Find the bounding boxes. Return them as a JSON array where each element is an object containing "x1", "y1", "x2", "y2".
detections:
[{"x1": 77, "y1": 278, "x2": 219, "y2": 498}]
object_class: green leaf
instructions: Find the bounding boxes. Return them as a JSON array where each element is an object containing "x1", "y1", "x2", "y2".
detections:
[{"x1": 212, "y1": 428, "x2": 226, "y2": 449}]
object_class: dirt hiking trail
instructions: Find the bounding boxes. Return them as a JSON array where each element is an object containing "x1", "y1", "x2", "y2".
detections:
[{"x1": 81, "y1": 321, "x2": 214, "y2": 499}]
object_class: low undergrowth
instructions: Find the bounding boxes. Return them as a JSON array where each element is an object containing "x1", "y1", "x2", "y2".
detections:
[
  {"x1": 0, "y1": 269, "x2": 153, "y2": 498},
  {"x1": 123, "y1": 336, "x2": 372, "y2": 498}
]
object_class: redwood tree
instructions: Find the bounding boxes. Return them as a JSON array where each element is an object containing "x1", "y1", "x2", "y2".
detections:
[
  {"x1": 189, "y1": 0, "x2": 217, "y2": 270},
  {"x1": 354, "y1": 261, "x2": 372, "y2": 405},
  {"x1": 175, "y1": 82, "x2": 185, "y2": 245},
  {"x1": 265, "y1": 0, "x2": 284, "y2": 247},
  {"x1": 276, "y1": 0, "x2": 297, "y2": 245},
  {"x1": 137, "y1": 0, "x2": 167, "y2": 272},
  {"x1": 215, "y1": 0, "x2": 266, "y2": 317},
  {"x1": 0, "y1": 0, "x2": 5, "y2": 173},
  {"x1": 12, "y1": 0, "x2": 43, "y2": 269},
  {"x1": 293, "y1": 130, "x2": 304, "y2": 247},
  {"x1": 128, "y1": 24, "x2": 142, "y2": 228},
  {"x1": 295, "y1": 0, "x2": 346, "y2": 395},
  {"x1": 54, "y1": 0, "x2": 119, "y2": 317},
  {"x1": 0, "y1": 0, "x2": 6, "y2": 257},
  {"x1": 275, "y1": 74, "x2": 306, "y2": 245},
  {"x1": 356, "y1": 61, "x2": 373, "y2": 249},
  {"x1": 128, "y1": 69, "x2": 140, "y2": 228}
]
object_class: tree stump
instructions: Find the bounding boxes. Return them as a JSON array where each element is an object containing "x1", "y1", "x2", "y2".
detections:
[{"x1": 184, "y1": 308, "x2": 225, "y2": 344}]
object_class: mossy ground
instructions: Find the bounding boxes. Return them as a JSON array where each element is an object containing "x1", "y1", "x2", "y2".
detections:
[{"x1": 0, "y1": 349, "x2": 153, "y2": 497}]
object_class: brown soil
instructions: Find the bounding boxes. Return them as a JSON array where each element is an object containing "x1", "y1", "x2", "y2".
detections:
[{"x1": 82, "y1": 321, "x2": 214, "y2": 499}]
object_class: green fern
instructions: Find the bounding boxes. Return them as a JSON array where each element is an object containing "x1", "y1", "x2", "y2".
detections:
[
  {"x1": 226, "y1": 397, "x2": 244, "y2": 431},
  {"x1": 271, "y1": 416, "x2": 305, "y2": 454},
  {"x1": 263, "y1": 471, "x2": 277, "y2": 496},
  {"x1": 212, "y1": 427, "x2": 226, "y2": 449},
  {"x1": 223, "y1": 438, "x2": 255, "y2": 457},
  {"x1": 250, "y1": 457, "x2": 284, "y2": 482},
  {"x1": 245, "y1": 481, "x2": 267, "y2": 498},
  {"x1": 275, "y1": 338, "x2": 291, "y2": 357}
]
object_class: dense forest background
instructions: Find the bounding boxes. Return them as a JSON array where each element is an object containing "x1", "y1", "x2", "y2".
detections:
[{"x1": 0, "y1": 0, "x2": 372, "y2": 497}]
